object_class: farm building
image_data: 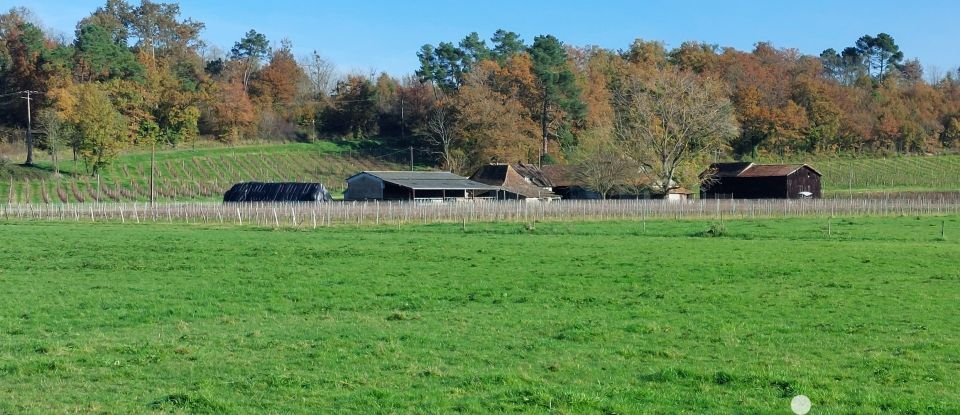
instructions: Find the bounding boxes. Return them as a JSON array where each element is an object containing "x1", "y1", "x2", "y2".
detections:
[
  {"x1": 470, "y1": 163, "x2": 560, "y2": 201},
  {"x1": 699, "y1": 162, "x2": 822, "y2": 199},
  {"x1": 540, "y1": 165, "x2": 687, "y2": 200},
  {"x1": 540, "y1": 165, "x2": 601, "y2": 199},
  {"x1": 223, "y1": 182, "x2": 332, "y2": 202},
  {"x1": 665, "y1": 187, "x2": 694, "y2": 201},
  {"x1": 343, "y1": 171, "x2": 499, "y2": 201}
]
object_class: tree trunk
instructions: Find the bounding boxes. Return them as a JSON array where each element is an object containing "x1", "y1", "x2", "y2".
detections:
[{"x1": 541, "y1": 95, "x2": 549, "y2": 161}]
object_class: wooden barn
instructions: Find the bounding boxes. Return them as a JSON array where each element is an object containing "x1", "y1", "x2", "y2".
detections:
[
  {"x1": 699, "y1": 162, "x2": 822, "y2": 199},
  {"x1": 470, "y1": 163, "x2": 560, "y2": 201},
  {"x1": 223, "y1": 182, "x2": 332, "y2": 202},
  {"x1": 343, "y1": 171, "x2": 499, "y2": 201}
]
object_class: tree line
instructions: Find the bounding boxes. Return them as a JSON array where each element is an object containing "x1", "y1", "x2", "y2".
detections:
[{"x1": 1, "y1": 1, "x2": 959, "y2": 191}]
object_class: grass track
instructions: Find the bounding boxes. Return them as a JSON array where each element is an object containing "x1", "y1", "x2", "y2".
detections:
[{"x1": 0, "y1": 216, "x2": 958, "y2": 413}]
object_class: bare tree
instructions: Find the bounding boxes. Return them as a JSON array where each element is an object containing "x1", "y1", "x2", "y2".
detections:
[
  {"x1": 573, "y1": 136, "x2": 636, "y2": 199},
  {"x1": 613, "y1": 67, "x2": 738, "y2": 193},
  {"x1": 422, "y1": 100, "x2": 462, "y2": 172},
  {"x1": 302, "y1": 51, "x2": 336, "y2": 99},
  {"x1": 36, "y1": 109, "x2": 68, "y2": 176}
]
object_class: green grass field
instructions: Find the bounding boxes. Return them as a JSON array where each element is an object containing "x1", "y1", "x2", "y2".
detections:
[{"x1": 1, "y1": 216, "x2": 958, "y2": 414}]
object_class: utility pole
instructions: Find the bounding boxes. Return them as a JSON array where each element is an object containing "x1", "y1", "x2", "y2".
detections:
[
  {"x1": 21, "y1": 90, "x2": 40, "y2": 166},
  {"x1": 409, "y1": 146, "x2": 414, "y2": 171}
]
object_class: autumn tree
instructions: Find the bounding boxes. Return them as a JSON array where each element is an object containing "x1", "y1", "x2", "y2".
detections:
[
  {"x1": 209, "y1": 77, "x2": 255, "y2": 141},
  {"x1": 613, "y1": 68, "x2": 738, "y2": 192},
  {"x1": 452, "y1": 61, "x2": 539, "y2": 173},
  {"x1": 668, "y1": 41, "x2": 719, "y2": 74},
  {"x1": 623, "y1": 38, "x2": 668, "y2": 69},
  {"x1": 57, "y1": 83, "x2": 128, "y2": 174},
  {"x1": 127, "y1": 0, "x2": 205, "y2": 61}
]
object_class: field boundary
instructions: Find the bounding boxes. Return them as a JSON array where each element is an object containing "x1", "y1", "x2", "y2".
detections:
[{"x1": 3, "y1": 197, "x2": 960, "y2": 227}]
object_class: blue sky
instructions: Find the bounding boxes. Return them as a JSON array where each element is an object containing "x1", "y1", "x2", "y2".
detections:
[{"x1": 9, "y1": 0, "x2": 960, "y2": 77}]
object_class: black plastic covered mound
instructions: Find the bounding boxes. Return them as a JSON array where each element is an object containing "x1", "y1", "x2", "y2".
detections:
[{"x1": 223, "y1": 182, "x2": 332, "y2": 202}]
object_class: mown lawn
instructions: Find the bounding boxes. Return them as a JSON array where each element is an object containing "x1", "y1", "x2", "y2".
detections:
[{"x1": 0, "y1": 217, "x2": 958, "y2": 414}]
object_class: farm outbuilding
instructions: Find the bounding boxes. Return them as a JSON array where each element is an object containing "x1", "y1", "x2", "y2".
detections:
[
  {"x1": 539, "y1": 165, "x2": 601, "y2": 199},
  {"x1": 223, "y1": 182, "x2": 332, "y2": 202},
  {"x1": 470, "y1": 163, "x2": 560, "y2": 201},
  {"x1": 343, "y1": 171, "x2": 499, "y2": 201},
  {"x1": 699, "y1": 162, "x2": 822, "y2": 199},
  {"x1": 540, "y1": 165, "x2": 685, "y2": 200}
]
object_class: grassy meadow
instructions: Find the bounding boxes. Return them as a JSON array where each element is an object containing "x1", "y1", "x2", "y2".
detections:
[{"x1": 0, "y1": 216, "x2": 958, "y2": 414}]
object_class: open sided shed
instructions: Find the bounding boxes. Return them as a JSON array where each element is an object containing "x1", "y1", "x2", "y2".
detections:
[
  {"x1": 223, "y1": 182, "x2": 332, "y2": 202},
  {"x1": 343, "y1": 171, "x2": 499, "y2": 201}
]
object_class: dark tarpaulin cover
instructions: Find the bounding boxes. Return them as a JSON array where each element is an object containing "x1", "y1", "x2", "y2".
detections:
[{"x1": 223, "y1": 182, "x2": 332, "y2": 202}]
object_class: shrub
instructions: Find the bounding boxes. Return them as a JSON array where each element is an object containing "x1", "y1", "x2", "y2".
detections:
[{"x1": 704, "y1": 222, "x2": 727, "y2": 237}]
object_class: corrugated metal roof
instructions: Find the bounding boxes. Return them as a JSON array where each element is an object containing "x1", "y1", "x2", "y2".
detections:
[{"x1": 353, "y1": 171, "x2": 500, "y2": 190}]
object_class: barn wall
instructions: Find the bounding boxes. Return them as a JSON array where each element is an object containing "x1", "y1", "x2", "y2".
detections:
[
  {"x1": 702, "y1": 177, "x2": 789, "y2": 199},
  {"x1": 786, "y1": 167, "x2": 822, "y2": 198},
  {"x1": 344, "y1": 174, "x2": 384, "y2": 200}
]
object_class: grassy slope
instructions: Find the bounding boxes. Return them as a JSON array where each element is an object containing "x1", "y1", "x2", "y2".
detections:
[
  {"x1": 0, "y1": 216, "x2": 958, "y2": 414},
  {"x1": 761, "y1": 154, "x2": 960, "y2": 194},
  {"x1": 4, "y1": 146, "x2": 960, "y2": 202},
  {"x1": 0, "y1": 141, "x2": 403, "y2": 203}
]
